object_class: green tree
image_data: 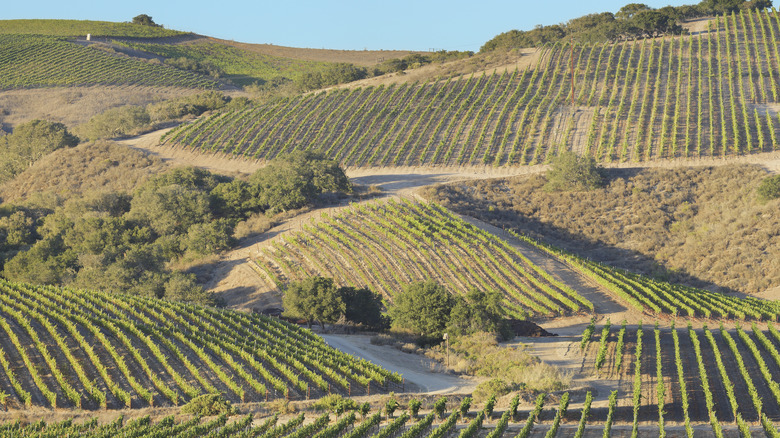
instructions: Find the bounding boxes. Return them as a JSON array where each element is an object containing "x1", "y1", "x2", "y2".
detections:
[
  {"x1": 447, "y1": 289, "x2": 512, "y2": 339},
  {"x1": 339, "y1": 286, "x2": 385, "y2": 329},
  {"x1": 282, "y1": 276, "x2": 346, "y2": 329},
  {"x1": 757, "y1": 175, "x2": 780, "y2": 203},
  {"x1": 132, "y1": 14, "x2": 159, "y2": 27},
  {"x1": 0, "y1": 120, "x2": 78, "y2": 182},
  {"x1": 615, "y1": 3, "x2": 652, "y2": 20},
  {"x1": 544, "y1": 151, "x2": 606, "y2": 192},
  {"x1": 75, "y1": 106, "x2": 151, "y2": 141},
  {"x1": 388, "y1": 281, "x2": 454, "y2": 337},
  {"x1": 250, "y1": 151, "x2": 351, "y2": 214}
]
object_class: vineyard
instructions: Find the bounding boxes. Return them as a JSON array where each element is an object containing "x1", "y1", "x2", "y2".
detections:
[
  {"x1": 2, "y1": 385, "x2": 777, "y2": 436},
  {"x1": 256, "y1": 199, "x2": 780, "y2": 322},
  {"x1": 580, "y1": 321, "x2": 780, "y2": 436},
  {"x1": 255, "y1": 200, "x2": 592, "y2": 319},
  {"x1": 0, "y1": 19, "x2": 188, "y2": 38},
  {"x1": 0, "y1": 35, "x2": 218, "y2": 90},
  {"x1": 509, "y1": 230, "x2": 780, "y2": 321},
  {"x1": 165, "y1": 8, "x2": 780, "y2": 167},
  {"x1": 114, "y1": 40, "x2": 338, "y2": 87},
  {"x1": 0, "y1": 278, "x2": 400, "y2": 410}
]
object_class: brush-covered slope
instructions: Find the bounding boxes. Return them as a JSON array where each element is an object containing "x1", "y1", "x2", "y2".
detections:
[
  {"x1": 425, "y1": 164, "x2": 780, "y2": 297},
  {"x1": 0, "y1": 278, "x2": 399, "y2": 410},
  {"x1": 166, "y1": 9, "x2": 780, "y2": 167}
]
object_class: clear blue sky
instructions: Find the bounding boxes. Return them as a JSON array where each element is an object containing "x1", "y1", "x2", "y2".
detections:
[{"x1": 4, "y1": 0, "x2": 696, "y2": 51}]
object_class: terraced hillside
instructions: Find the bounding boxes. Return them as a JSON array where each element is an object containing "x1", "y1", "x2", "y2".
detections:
[
  {"x1": 165, "y1": 9, "x2": 780, "y2": 167},
  {"x1": 0, "y1": 279, "x2": 400, "y2": 410},
  {"x1": 0, "y1": 35, "x2": 218, "y2": 89}
]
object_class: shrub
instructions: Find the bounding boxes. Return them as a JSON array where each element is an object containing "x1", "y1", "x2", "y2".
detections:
[
  {"x1": 384, "y1": 397, "x2": 399, "y2": 418},
  {"x1": 472, "y1": 378, "x2": 512, "y2": 402},
  {"x1": 75, "y1": 106, "x2": 151, "y2": 140},
  {"x1": 0, "y1": 119, "x2": 79, "y2": 183},
  {"x1": 181, "y1": 394, "x2": 236, "y2": 416},
  {"x1": 408, "y1": 399, "x2": 422, "y2": 417},
  {"x1": 359, "y1": 402, "x2": 371, "y2": 418},
  {"x1": 544, "y1": 151, "x2": 605, "y2": 192},
  {"x1": 757, "y1": 174, "x2": 780, "y2": 203}
]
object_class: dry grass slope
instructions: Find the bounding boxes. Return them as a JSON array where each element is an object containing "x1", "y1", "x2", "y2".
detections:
[{"x1": 423, "y1": 164, "x2": 780, "y2": 296}]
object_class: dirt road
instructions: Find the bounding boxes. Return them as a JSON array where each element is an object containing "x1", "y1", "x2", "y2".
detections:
[{"x1": 320, "y1": 334, "x2": 480, "y2": 394}]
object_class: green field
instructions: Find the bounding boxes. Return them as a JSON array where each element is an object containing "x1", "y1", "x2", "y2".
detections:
[
  {"x1": 257, "y1": 200, "x2": 592, "y2": 319},
  {"x1": 116, "y1": 40, "x2": 336, "y2": 87}
]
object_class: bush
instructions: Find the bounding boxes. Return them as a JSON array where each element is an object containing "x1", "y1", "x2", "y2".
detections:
[
  {"x1": 544, "y1": 151, "x2": 605, "y2": 192},
  {"x1": 388, "y1": 281, "x2": 454, "y2": 337},
  {"x1": 181, "y1": 394, "x2": 236, "y2": 416},
  {"x1": 407, "y1": 399, "x2": 422, "y2": 417},
  {"x1": 0, "y1": 120, "x2": 79, "y2": 183},
  {"x1": 75, "y1": 106, "x2": 151, "y2": 140},
  {"x1": 757, "y1": 174, "x2": 780, "y2": 203},
  {"x1": 472, "y1": 378, "x2": 512, "y2": 402}
]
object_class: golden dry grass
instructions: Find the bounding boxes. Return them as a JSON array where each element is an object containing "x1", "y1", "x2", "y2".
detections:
[
  {"x1": 0, "y1": 140, "x2": 168, "y2": 203},
  {"x1": 424, "y1": 164, "x2": 780, "y2": 296}
]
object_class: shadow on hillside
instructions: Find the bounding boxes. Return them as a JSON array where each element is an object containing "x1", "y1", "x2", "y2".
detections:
[
  {"x1": 351, "y1": 173, "x2": 452, "y2": 193},
  {"x1": 445, "y1": 201, "x2": 738, "y2": 296}
]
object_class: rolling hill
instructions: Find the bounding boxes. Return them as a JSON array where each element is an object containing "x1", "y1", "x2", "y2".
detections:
[{"x1": 163, "y1": 8, "x2": 780, "y2": 167}]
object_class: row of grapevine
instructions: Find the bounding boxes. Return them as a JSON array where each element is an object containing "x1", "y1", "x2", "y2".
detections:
[
  {"x1": 167, "y1": 8, "x2": 780, "y2": 167},
  {"x1": 256, "y1": 200, "x2": 591, "y2": 319},
  {"x1": 0, "y1": 278, "x2": 398, "y2": 410},
  {"x1": 581, "y1": 322, "x2": 780, "y2": 425},
  {"x1": 0, "y1": 35, "x2": 217, "y2": 90},
  {"x1": 509, "y1": 229, "x2": 780, "y2": 320}
]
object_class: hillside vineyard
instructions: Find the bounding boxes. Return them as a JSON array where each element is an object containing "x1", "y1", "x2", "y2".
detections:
[
  {"x1": 166, "y1": 9, "x2": 780, "y2": 167},
  {"x1": 0, "y1": 35, "x2": 218, "y2": 89},
  {"x1": 0, "y1": 279, "x2": 400, "y2": 410},
  {"x1": 258, "y1": 200, "x2": 780, "y2": 321},
  {"x1": 257, "y1": 200, "x2": 592, "y2": 319}
]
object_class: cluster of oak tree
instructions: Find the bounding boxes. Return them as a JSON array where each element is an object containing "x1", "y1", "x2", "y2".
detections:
[
  {"x1": 283, "y1": 277, "x2": 512, "y2": 340},
  {"x1": 481, "y1": 0, "x2": 772, "y2": 51}
]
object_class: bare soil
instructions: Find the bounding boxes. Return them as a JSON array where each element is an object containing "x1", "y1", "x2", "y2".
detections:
[{"x1": 319, "y1": 334, "x2": 480, "y2": 394}]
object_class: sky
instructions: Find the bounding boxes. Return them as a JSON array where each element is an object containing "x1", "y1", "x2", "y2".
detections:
[{"x1": 4, "y1": 0, "x2": 697, "y2": 52}]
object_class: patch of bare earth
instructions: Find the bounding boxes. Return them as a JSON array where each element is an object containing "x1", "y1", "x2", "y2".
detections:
[
  {"x1": 320, "y1": 334, "x2": 480, "y2": 394},
  {"x1": 681, "y1": 17, "x2": 716, "y2": 35}
]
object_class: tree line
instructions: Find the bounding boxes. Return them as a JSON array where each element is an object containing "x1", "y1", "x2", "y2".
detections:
[
  {"x1": 282, "y1": 277, "x2": 512, "y2": 340},
  {"x1": 480, "y1": 0, "x2": 773, "y2": 51}
]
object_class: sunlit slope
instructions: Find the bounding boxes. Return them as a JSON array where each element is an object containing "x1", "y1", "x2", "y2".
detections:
[
  {"x1": 0, "y1": 35, "x2": 218, "y2": 89},
  {"x1": 166, "y1": 9, "x2": 780, "y2": 167},
  {"x1": 256, "y1": 200, "x2": 593, "y2": 319},
  {"x1": 0, "y1": 19, "x2": 188, "y2": 38},
  {"x1": 0, "y1": 279, "x2": 398, "y2": 410}
]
